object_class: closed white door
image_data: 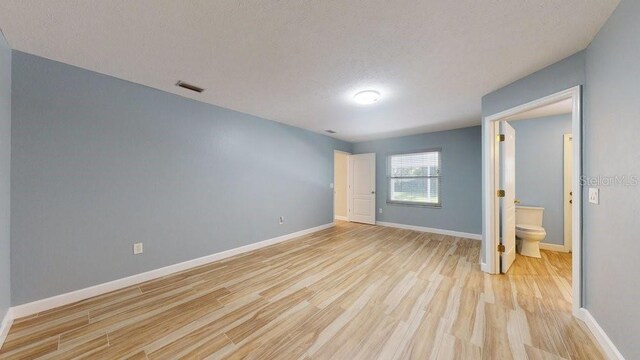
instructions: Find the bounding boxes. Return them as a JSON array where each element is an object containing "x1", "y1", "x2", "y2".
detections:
[
  {"x1": 348, "y1": 153, "x2": 376, "y2": 225},
  {"x1": 500, "y1": 122, "x2": 516, "y2": 273}
]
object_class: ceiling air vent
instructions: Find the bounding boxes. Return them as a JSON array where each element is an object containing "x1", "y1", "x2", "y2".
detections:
[
  {"x1": 325, "y1": 130, "x2": 337, "y2": 134},
  {"x1": 176, "y1": 81, "x2": 205, "y2": 93}
]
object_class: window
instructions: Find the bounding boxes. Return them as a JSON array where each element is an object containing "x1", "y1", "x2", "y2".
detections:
[{"x1": 387, "y1": 150, "x2": 441, "y2": 206}]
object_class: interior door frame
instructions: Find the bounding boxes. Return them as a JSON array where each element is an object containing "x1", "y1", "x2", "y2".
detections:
[
  {"x1": 334, "y1": 150, "x2": 351, "y2": 222},
  {"x1": 482, "y1": 86, "x2": 582, "y2": 317},
  {"x1": 563, "y1": 134, "x2": 573, "y2": 252}
]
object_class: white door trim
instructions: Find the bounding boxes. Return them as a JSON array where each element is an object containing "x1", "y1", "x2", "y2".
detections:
[
  {"x1": 563, "y1": 134, "x2": 573, "y2": 252},
  {"x1": 482, "y1": 86, "x2": 582, "y2": 317},
  {"x1": 333, "y1": 150, "x2": 351, "y2": 221}
]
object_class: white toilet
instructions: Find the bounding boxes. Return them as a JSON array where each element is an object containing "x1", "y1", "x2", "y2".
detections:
[{"x1": 515, "y1": 205, "x2": 546, "y2": 258}]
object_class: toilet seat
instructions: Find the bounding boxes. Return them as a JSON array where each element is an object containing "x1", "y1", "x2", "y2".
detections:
[{"x1": 516, "y1": 224, "x2": 545, "y2": 234}]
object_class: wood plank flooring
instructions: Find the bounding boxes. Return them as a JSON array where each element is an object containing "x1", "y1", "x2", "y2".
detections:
[{"x1": 0, "y1": 222, "x2": 604, "y2": 359}]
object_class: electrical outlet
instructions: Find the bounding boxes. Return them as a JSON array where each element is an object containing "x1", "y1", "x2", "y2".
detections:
[
  {"x1": 279, "y1": 216, "x2": 284, "y2": 225},
  {"x1": 588, "y1": 188, "x2": 599, "y2": 204},
  {"x1": 379, "y1": 208, "x2": 383, "y2": 214},
  {"x1": 133, "y1": 242, "x2": 143, "y2": 255}
]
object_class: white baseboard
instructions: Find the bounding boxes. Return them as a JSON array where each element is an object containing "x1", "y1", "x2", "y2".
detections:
[
  {"x1": 0, "y1": 308, "x2": 13, "y2": 350},
  {"x1": 2, "y1": 225, "x2": 626, "y2": 360},
  {"x1": 376, "y1": 221, "x2": 482, "y2": 240},
  {"x1": 539, "y1": 242, "x2": 569, "y2": 252},
  {"x1": 334, "y1": 215, "x2": 348, "y2": 221},
  {"x1": 578, "y1": 308, "x2": 625, "y2": 360},
  {"x1": 9, "y1": 223, "x2": 334, "y2": 319}
]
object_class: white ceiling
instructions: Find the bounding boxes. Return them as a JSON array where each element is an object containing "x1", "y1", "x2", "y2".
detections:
[
  {"x1": 506, "y1": 98, "x2": 573, "y2": 122},
  {"x1": 0, "y1": 1, "x2": 618, "y2": 142}
]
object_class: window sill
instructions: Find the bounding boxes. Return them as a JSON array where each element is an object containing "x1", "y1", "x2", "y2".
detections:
[{"x1": 386, "y1": 201, "x2": 442, "y2": 209}]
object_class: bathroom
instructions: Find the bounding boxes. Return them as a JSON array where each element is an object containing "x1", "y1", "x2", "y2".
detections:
[
  {"x1": 510, "y1": 112, "x2": 573, "y2": 257},
  {"x1": 498, "y1": 97, "x2": 575, "y2": 268}
]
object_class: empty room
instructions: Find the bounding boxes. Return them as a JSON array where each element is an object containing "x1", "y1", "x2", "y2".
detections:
[{"x1": 0, "y1": 1, "x2": 637, "y2": 359}]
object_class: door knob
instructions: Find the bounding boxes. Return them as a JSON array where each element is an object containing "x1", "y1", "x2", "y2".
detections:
[
  {"x1": 514, "y1": 199, "x2": 521, "y2": 204},
  {"x1": 371, "y1": 191, "x2": 376, "y2": 194}
]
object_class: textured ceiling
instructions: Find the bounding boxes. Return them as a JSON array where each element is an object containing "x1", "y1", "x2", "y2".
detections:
[{"x1": 0, "y1": 0, "x2": 619, "y2": 141}]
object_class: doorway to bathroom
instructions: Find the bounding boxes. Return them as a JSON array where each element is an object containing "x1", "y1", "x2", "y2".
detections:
[
  {"x1": 503, "y1": 100, "x2": 574, "y2": 257},
  {"x1": 482, "y1": 86, "x2": 582, "y2": 316}
]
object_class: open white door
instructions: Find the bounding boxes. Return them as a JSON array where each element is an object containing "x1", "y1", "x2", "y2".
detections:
[
  {"x1": 563, "y1": 134, "x2": 573, "y2": 251},
  {"x1": 348, "y1": 153, "x2": 376, "y2": 225},
  {"x1": 500, "y1": 122, "x2": 516, "y2": 273}
]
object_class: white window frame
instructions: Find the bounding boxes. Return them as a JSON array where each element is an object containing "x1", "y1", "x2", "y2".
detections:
[{"x1": 386, "y1": 149, "x2": 442, "y2": 208}]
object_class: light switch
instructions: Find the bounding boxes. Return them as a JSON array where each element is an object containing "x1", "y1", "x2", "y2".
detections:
[{"x1": 588, "y1": 188, "x2": 599, "y2": 204}]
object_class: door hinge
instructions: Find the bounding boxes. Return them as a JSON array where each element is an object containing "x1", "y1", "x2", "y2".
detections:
[
  {"x1": 497, "y1": 134, "x2": 505, "y2": 142},
  {"x1": 497, "y1": 190, "x2": 505, "y2": 197},
  {"x1": 498, "y1": 244, "x2": 505, "y2": 253}
]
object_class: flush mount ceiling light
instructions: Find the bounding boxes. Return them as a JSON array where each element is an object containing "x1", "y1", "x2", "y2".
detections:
[{"x1": 353, "y1": 90, "x2": 381, "y2": 105}]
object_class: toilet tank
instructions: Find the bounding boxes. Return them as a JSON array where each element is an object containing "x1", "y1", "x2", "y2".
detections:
[{"x1": 515, "y1": 205, "x2": 544, "y2": 226}]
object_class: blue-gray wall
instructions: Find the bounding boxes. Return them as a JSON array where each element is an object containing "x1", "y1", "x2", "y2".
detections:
[
  {"x1": 481, "y1": 51, "x2": 585, "y2": 263},
  {"x1": 481, "y1": 51, "x2": 586, "y2": 118},
  {"x1": 511, "y1": 115, "x2": 572, "y2": 246},
  {"x1": 10, "y1": 51, "x2": 351, "y2": 305},
  {"x1": 584, "y1": 0, "x2": 639, "y2": 357},
  {"x1": 0, "y1": 32, "x2": 11, "y2": 322},
  {"x1": 352, "y1": 126, "x2": 482, "y2": 235}
]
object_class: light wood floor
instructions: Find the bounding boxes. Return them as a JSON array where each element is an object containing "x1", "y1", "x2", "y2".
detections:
[{"x1": 0, "y1": 222, "x2": 604, "y2": 359}]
